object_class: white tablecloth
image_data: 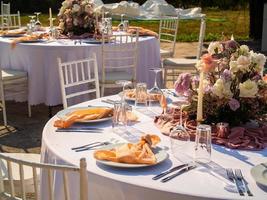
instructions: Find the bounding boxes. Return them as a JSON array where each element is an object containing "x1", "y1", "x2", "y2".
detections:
[
  {"x1": 40, "y1": 96, "x2": 267, "y2": 200},
  {"x1": 0, "y1": 36, "x2": 160, "y2": 106}
]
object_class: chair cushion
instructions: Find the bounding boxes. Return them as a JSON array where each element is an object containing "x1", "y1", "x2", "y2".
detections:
[
  {"x1": 163, "y1": 58, "x2": 198, "y2": 67},
  {"x1": 2, "y1": 69, "x2": 27, "y2": 81},
  {"x1": 160, "y1": 48, "x2": 173, "y2": 57},
  {"x1": 100, "y1": 71, "x2": 133, "y2": 84}
]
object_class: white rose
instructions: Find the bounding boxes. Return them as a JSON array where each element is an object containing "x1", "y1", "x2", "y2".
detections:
[
  {"x1": 230, "y1": 61, "x2": 238, "y2": 73},
  {"x1": 239, "y1": 80, "x2": 258, "y2": 98},
  {"x1": 249, "y1": 51, "x2": 266, "y2": 73},
  {"x1": 72, "y1": 4, "x2": 81, "y2": 13},
  {"x1": 208, "y1": 42, "x2": 223, "y2": 55},
  {"x1": 237, "y1": 55, "x2": 251, "y2": 72},
  {"x1": 212, "y1": 79, "x2": 233, "y2": 99},
  {"x1": 239, "y1": 45, "x2": 249, "y2": 55}
]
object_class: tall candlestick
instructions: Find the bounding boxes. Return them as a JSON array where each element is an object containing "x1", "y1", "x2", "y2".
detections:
[
  {"x1": 49, "y1": 8, "x2": 52, "y2": 27},
  {"x1": 197, "y1": 71, "x2": 204, "y2": 122}
]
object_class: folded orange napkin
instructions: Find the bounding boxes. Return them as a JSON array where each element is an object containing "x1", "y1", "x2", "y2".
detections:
[
  {"x1": 94, "y1": 134, "x2": 161, "y2": 165},
  {"x1": 54, "y1": 107, "x2": 113, "y2": 128}
]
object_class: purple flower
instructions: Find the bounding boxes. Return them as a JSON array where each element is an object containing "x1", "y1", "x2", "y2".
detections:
[
  {"x1": 228, "y1": 98, "x2": 240, "y2": 111},
  {"x1": 174, "y1": 73, "x2": 192, "y2": 94},
  {"x1": 221, "y1": 69, "x2": 231, "y2": 82},
  {"x1": 251, "y1": 74, "x2": 261, "y2": 82},
  {"x1": 224, "y1": 40, "x2": 239, "y2": 51}
]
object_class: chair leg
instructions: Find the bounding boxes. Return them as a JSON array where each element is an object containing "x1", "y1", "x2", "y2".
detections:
[
  {"x1": 163, "y1": 67, "x2": 167, "y2": 88},
  {"x1": 101, "y1": 85, "x2": 105, "y2": 97},
  {"x1": 27, "y1": 102, "x2": 31, "y2": 117},
  {"x1": 2, "y1": 100, "x2": 7, "y2": 126}
]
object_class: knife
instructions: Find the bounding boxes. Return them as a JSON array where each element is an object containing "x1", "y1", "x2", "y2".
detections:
[
  {"x1": 161, "y1": 165, "x2": 196, "y2": 183},
  {"x1": 56, "y1": 128, "x2": 102, "y2": 133},
  {"x1": 152, "y1": 164, "x2": 188, "y2": 180}
]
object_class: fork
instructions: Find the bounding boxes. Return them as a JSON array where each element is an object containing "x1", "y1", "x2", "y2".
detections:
[
  {"x1": 226, "y1": 168, "x2": 244, "y2": 196},
  {"x1": 235, "y1": 169, "x2": 253, "y2": 196},
  {"x1": 74, "y1": 142, "x2": 111, "y2": 152},
  {"x1": 72, "y1": 141, "x2": 103, "y2": 150}
]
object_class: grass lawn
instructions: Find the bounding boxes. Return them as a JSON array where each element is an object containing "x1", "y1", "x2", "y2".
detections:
[{"x1": 20, "y1": 8, "x2": 249, "y2": 42}]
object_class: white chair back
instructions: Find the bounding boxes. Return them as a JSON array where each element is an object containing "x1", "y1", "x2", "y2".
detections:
[
  {"x1": 101, "y1": 31, "x2": 139, "y2": 97},
  {"x1": 1, "y1": 11, "x2": 21, "y2": 30},
  {"x1": 58, "y1": 53, "x2": 100, "y2": 109},
  {"x1": 1, "y1": 1, "x2": 10, "y2": 15},
  {"x1": 159, "y1": 16, "x2": 179, "y2": 57},
  {"x1": 0, "y1": 69, "x2": 7, "y2": 126},
  {"x1": 0, "y1": 153, "x2": 88, "y2": 200},
  {"x1": 196, "y1": 17, "x2": 206, "y2": 60}
]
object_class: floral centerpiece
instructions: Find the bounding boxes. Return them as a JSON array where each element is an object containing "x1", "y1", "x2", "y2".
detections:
[
  {"x1": 58, "y1": 0, "x2": 97, "y2": 36},
  {"x1": 175, "y1": 40, "x2": 267, "y2": 126}
]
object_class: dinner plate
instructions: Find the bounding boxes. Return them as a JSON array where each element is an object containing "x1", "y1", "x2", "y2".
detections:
[
  {"x1": 56, "y1": 106, "x2": 112, "y2": 123},
  {"x1": 1, "y1": 34, "x2": 25, "y2": 37},
  {"x1": 251, "y1": 163, "x2": 267, "y2": 187},
  {"x1": 95, "y1": 143, "x2": 168, "y2": 168}
]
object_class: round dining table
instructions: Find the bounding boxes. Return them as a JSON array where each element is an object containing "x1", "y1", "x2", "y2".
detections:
[
  {"x1": 0, "y1": 34, "x2": 160, "y2": 106},
  {"x1": 40, "y1": 95, "x2": 267, "y2": 200}
]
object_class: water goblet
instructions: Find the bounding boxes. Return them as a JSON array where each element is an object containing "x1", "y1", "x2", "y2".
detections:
[
  {"x1": 34, "y1": 12, "x2": 42, "y2": 30},
  {"x1": 135, "y1": 82, "x2": 148, "y2": 109},
  {"x1": 118, "y1": 14, "x2": 125, "y2": 32}
]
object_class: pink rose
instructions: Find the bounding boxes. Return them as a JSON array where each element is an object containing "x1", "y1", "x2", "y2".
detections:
[{"x1": 201, "y1": 54, "x2": 217, "y2": 72}]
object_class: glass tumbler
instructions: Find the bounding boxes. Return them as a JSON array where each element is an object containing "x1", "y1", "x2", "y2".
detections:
[
  {"x1": 135, "y1": 83, "x2": 148, "y2": 108},
  {"x1": 112, "y1": 101, "x2": 127, "y2": 134},
  {"x1": 194, "y1": 124, "x2": 212, "y2": 164}
]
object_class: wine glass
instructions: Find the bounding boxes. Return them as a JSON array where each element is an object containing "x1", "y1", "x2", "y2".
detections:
[
  {"x1": 34, "y1": 12, "x2": 42, "y2": 30},
  {"x1": 115, "y1": 80, "x2": 132, "y2": 102},
  {"x1": 148, "y1": 68, "x2": 163, "y2": 108},
  {"x1": 28, "y1": 15, "x2": 36, "y2": 31},
  {"x1": 118, "y1": 14, "x2": 125, "y2": 32}
]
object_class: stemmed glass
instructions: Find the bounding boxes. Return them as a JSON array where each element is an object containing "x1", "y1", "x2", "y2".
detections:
[
  {"x1": 34, "y1": 12, "x2": 42, "y2": 30},
  {"x1": 118, "y1": 14, "x2": 125, "y2": 32},
  {"x1": 148, "y1": 68, "x2": 163, "y2": 107}
]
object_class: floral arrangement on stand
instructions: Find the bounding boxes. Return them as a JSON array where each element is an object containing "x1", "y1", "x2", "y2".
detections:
[
  {"x1": 175, "y1": 39, "x2": 267, "y2": 126},
  {"x1": 58, "y1": 0, "x2": 97, "y2": 37}
]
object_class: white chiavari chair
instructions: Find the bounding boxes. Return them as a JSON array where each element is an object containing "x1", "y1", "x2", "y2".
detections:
[
  {"x1": 162, "y1": 17, "x2": 206, "y2": 87},
  {"x1": 57, "y1": 53, "x2": 100, "y2": 109},
  {"x1": 159, "y1": 16, "x2": 179, "y2": 58},
  {"x1": 1, "y1": 11, "x2": 21, "y2": 30},
  {"x1": 100, "y1": 31, "x2": 139, "y2": 96},
  {"x1": 1, "y1": 1, "x2": 10, "y2": 15},
  {"x1": 0, "y1": 69, "x2": 31, "y2": 126},
  {"x1": 0, "y1": 153, "x2": 89, "y2": 200}
]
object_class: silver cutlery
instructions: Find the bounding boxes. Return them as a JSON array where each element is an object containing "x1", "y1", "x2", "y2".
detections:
[
  {"x1": 56, "y1": 127, "x2": 103, "y2": 133},
  {"x1": 161, "y1": 165, "x2": 196, "y2": 183},
  {"x1": 74, "y1": 142, "x2": 111, "y2": 152},
  {"x1": 72, "y1": 141, "x2": 107, "y2": 150},
  {"x1": 226, "y1": 168, "x2": 244, "y2": 196},
  {"x1": 235, "y1": 169, "x2": 253, "y2": 196},
  {"x1": 153, "y1": 163, "x2": 189, "y2": 180}
]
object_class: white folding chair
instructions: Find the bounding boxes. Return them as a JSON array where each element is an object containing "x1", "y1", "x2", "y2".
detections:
[
  {"x1": 159, "y1": 16, "x2": 179, "y2": 58},
  {"x1": 1, "y1": 11, "x2": 21, "y2": 30},
  {"x1": 58, "y1": 53, "x2": 100, "y2": 109},
  {"x1": 0, "y1": 153, "x2": 88, "y2": 200},
  {"x1": 0, "y1": 69, "x2": 31, "y2": 126},
  {"x1": 100, "y1": 31, "x2": 139, "y2": 97},
  {"x1": 163, "y1": 17, "x2": 206, "y2": 87}
]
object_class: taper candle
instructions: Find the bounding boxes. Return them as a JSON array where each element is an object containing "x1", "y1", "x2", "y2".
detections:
[
  {"x1": 196, "y1": 71, "x2": 204, "y2": 122},
  {"x1": 49, "y1": 8, "x2": 52, "y2": 27}
]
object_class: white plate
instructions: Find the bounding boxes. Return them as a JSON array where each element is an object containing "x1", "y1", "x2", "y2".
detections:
[
  {"x1": 251, "y1": 163, "x2": 267, "y2": 187},
  {"x1": 95, "y1": 143, "x2": 168, "y2": 168},
  {"x1": 56, "y1": 106, "x2": 112, "y2": 123}
]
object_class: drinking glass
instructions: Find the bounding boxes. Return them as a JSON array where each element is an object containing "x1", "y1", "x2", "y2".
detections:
[
  {"x1": 112, "y1": 101, "x2": 127, "y2": 134},
  {"x1": 135, "y1": 83, "x2": 148, "y2": 108},
  {"x1": 170, "y1": 125, "x2": 192, "y2": 163},
  {"x1": 194, "y1": 124, "x2": 212, "y2": 164},
  {"x1": 148, "y1": 68, "x2": 163, "y2": 108},
  {"x1": 118, "y1": 14, "x2": 125, "y2": 32},
  {"x1": 123, "y1": 20, "x2": 129, "y2": 32},
  {"x1": 34, "y1": 12, "x2": 42, "y2": 30},
  {"x1": 115, "y1": 80, "x2": 132, "y2": 102}
]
